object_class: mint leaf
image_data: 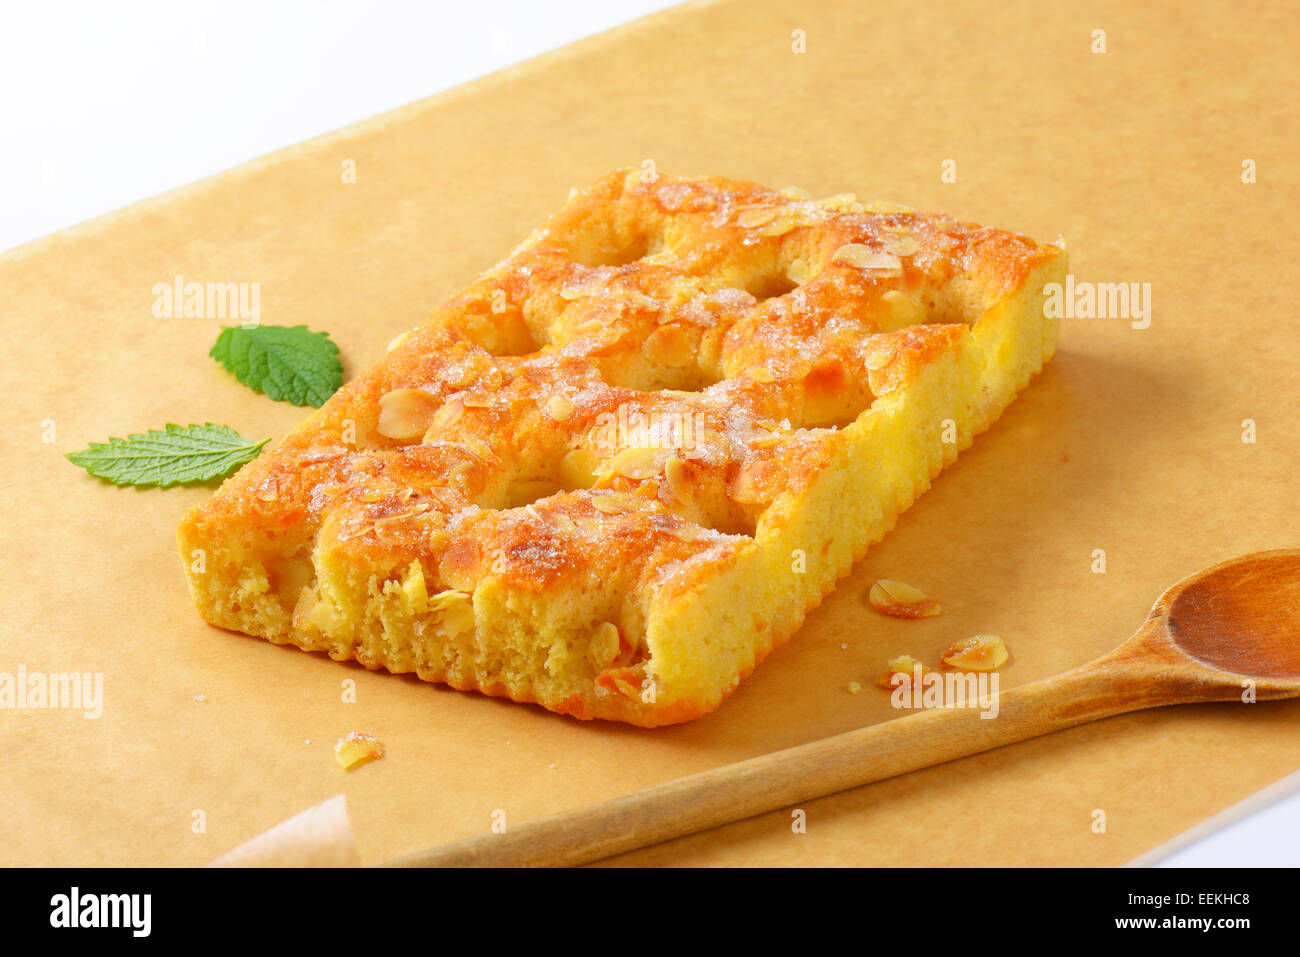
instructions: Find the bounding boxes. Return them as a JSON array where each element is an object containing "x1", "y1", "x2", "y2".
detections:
[
  {"x1": 66, "y1": 423, "x2": 269, "y2": 488},
  {"x1": 210, "y1": 324, "x2": 342, "y2": 407}
]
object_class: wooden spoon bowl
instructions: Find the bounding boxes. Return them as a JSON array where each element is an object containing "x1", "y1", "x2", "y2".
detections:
[{"x1": 1162, "y1": 549, "x2": 1300, "y2": 683}]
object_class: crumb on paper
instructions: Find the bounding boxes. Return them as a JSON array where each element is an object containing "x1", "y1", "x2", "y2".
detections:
[
  {"x1": 193, "y1": 694, "x2": 206, "y2": 703},
  {"x1": 940, "y1": 634, "x2": 1009, "y2": 672},
  {"x1": 868, "y1": 579, "x2": 942, "y2": 618},
  {"x1": 334, "y1": 731, "x2": 384, "y2": 770},
  {"x1": 876, "y1": 654, "x2": 933, "y2": 689},
  {"x1": 847, "y1": 681, "x2": 862, "y2": 695}
]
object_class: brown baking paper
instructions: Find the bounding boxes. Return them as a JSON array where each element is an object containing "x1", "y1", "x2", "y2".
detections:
[{"x1": 2, "y1": 0, "x2": 1297, "y2": 867}]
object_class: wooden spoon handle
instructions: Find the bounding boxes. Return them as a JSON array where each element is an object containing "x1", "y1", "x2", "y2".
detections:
[{"x1": 389, "y1": 655, "x2": 1168, "y2": 867}]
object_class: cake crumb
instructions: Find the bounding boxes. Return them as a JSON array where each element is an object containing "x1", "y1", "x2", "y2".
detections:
[
  {"x1": 192, "y1": 694, "x2": 206, "y2": 703},
  {"x1": 847, "y1": 681, "x2": 862, "y2": 694},
  {"x1": 334, "y1": 731, "x2": 384, "y2": 770},
  {"x1": 877, "y1": 654, "x2": 933, "y2": 689}
]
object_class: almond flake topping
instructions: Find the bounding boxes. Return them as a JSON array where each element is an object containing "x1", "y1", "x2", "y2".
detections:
[
  {"x1": 868, "y1": 579, "x2": 942, "y2": 618},
  {"x1": 737, "y1": 207, "x2": 779, "y2": 228},
  {"x1": 378, "y1": 389, "x2": 441, "y2": 440},
  {"x1": 833, "y1": 245, "x2": 904, "y2": 273},
  {"x1": 609, "y1": 445, "x2": 660, "y2": 480},
  {"x1": 940, "y1": 634, "x2": 1009, "y2": 671},
  {"x1": 334, "y1": 732, "x2": 384, "y2": 770}
]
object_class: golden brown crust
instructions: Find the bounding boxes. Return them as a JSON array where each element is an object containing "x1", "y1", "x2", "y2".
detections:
[{"x1": 178, "y1": 169, "x2": 1065, "y2": 725}]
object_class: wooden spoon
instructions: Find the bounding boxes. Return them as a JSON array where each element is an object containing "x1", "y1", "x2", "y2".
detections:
[{"x1": 388, "y1": 548, "x2": 1300, "y2": 867}]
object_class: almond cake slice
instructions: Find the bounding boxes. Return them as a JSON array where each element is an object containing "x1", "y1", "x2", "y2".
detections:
[{"x1": 177, "y1": 169, "x2": 1066, "y2": 726}]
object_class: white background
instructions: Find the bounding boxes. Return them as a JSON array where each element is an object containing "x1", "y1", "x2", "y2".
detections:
[
  {"x1": 2, "y1": 0, "x2": 1295, "y2": 866},
  {"x1": 0, "y1": 0, "x2": 680, "y2": 252}
]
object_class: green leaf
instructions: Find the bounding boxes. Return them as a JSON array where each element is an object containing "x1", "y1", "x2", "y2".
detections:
[
  {"x1": 66, "y1": 423, "x2": 269, "y2": 488},
  {"x1": 210, "y1": 324, "x2": 342, "y2": 407}
]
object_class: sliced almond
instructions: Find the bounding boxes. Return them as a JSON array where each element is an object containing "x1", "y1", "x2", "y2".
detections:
[
  {"x1": 587, "y1": 622, "x2": 622, "y2": 671},
  {"x1": 868, "y1": 579, "x2": 942, "y2": 618},
  {"x1": 941, "y1": 634, "x2": 1009, "y2": 671},
  {"x1": 750, "y1": 419, "x2": 787, "y2": 444},
  {"x1": 596, "y1": 667, "x2": 643, "y2": 699},
  {"x1": 786, "y1": 258, "x2": 814, "y2": 285},
  {"x1": 671, "y1": 523, "x2": 707, "y2": 543},
  {"x1": 428, "y1": 588, "x2": 471, "y2": 612},
  {"x1": 334, "y1": 732, "x2": 384, "y2": 770},
  {"x1": 378, "y1": 388, "x2": 441, "y2": 440},
  {"x1": 426, "y1": 589, "x2": 474, "y2": 638},
  {"x1": 819, "y1": 192, "x2": 858, "y2": 211},
  {"x1": 759, "y1": 214, "x2": 796, "y2": 237},
  {"x1": 862, "y1": 200, "x2": 915, "y2": 214},
  {"x1": 372, "y1": 502, "x2": 432, "y2": 526},
  {"x1": 307, "y1": 590, "x2": 344, "y2": 633},
  {"x1": 292, "y1": 586, "x2": 319, "y2": 633},
  {"x1": 608, "y1": 445, "x2": 660, "y2": 480},
  {"x1": 461, "y1": 436, "x2": 495, "y2": 460},
  {"x1": 833, "y1": 245, "x2": 903, "y2": 274},
  {"x1": 425, "y1": 397, "x2": 464, "y2": 437},
  {"x1": 882, "y1": 234, "x2": 921, "y2": 258},
  {"x1": 737, "y1": 206, "x2": 778, "y2": 228}
]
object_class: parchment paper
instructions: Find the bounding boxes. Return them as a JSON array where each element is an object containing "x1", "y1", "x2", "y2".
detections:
[{"x1": 1, "y1": 0, "x2": 1297, "y2": 866}]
